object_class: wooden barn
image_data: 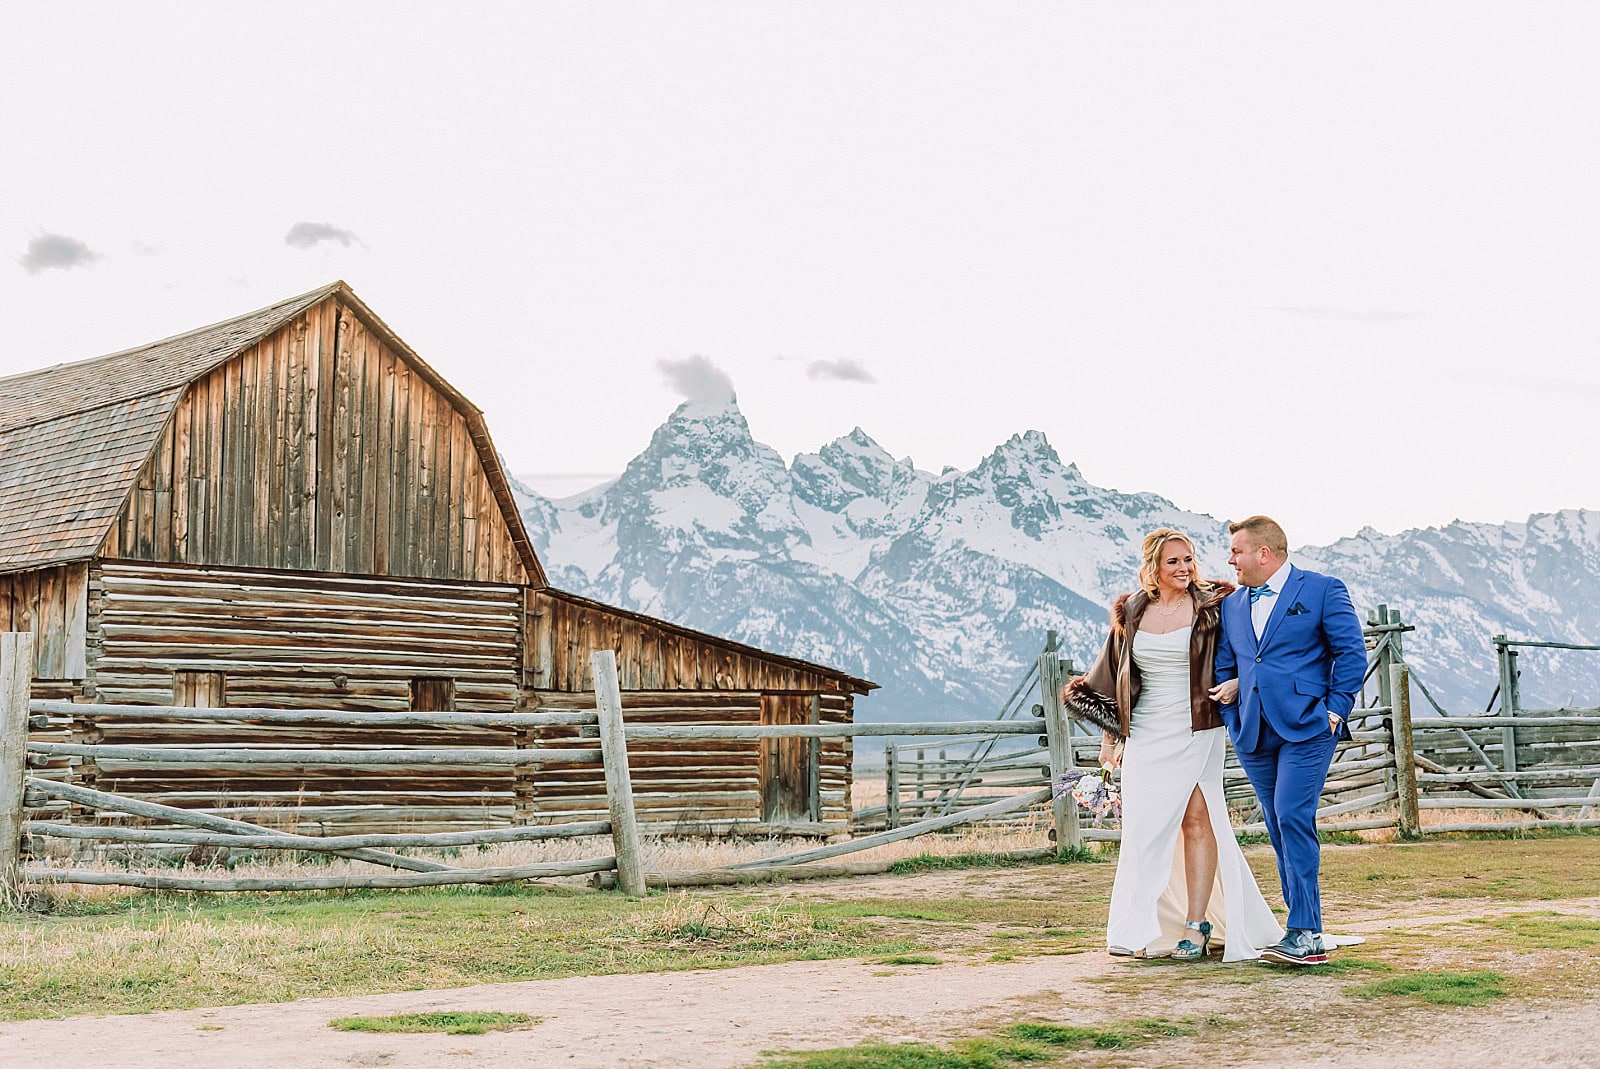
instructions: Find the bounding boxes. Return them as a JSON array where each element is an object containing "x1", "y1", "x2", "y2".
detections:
[{"x1": 0, "y1": 282, "x2": 872, "y2": 834}]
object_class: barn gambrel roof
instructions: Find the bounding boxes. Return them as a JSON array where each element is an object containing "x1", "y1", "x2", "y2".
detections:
[{"x1": 0, "y1": 282, "x2": 545, "y2": 582}]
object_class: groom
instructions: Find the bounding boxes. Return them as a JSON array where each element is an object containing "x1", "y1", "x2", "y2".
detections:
[{"x1": 1209, "y1": 515, "x2": 1366, "y2": 966}]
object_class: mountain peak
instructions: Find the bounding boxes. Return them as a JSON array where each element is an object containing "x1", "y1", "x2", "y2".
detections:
[
  {"x1": 993, "y1": 429, "x2": 1062, "y2": 467},
  {"x1": 669, "y1": 390, "x2": 743, "y2": 423}
]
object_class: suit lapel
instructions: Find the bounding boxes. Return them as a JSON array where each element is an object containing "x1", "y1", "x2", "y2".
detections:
[
  {"x1": 1230, "y1": 588, "x2": 1257, "y2": 654},
  {"x1": 1257, "y1": 566, "x2": 1303, "y2": 651}
]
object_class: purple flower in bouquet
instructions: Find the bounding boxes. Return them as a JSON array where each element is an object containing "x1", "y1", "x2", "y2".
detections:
[{"x1": 1052, "y1": 766, "x2": 1122, "y2": 819}]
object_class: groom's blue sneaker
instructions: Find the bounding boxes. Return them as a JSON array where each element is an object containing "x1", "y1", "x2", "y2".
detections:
[{"x1": 1260, "y1": 928, "x2": 1328, "y2": 966}]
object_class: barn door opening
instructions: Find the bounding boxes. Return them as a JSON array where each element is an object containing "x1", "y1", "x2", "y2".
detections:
[{"x1": 759, "y1": 693, "x2": 818, "y2": 823}]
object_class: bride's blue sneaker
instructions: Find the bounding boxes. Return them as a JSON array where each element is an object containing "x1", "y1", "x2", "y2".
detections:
[
  {"x1": 1260, "y1": 928, "x2": 1328, "y2": 966},
  {"x1": 1170, "y1": 920, "x2": 1212, "y2": 961}
]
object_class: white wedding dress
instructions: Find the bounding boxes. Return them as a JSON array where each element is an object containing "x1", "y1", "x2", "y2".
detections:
[{"x1": 1104, "y1": 627, "x2": 1285, "y2": 961}]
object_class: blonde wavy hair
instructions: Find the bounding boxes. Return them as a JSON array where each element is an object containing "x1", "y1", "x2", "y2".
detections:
[{"x1": 1138, "y1": 528, "x2": 1205, "y2": 598}]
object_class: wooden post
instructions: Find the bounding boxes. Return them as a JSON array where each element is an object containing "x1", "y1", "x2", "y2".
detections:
[
  {"x1": 1374, "y1": 607, "x2": 1400, "y2": 798},
  {"x1": 1495, "y1": 636, "x2": 1520, "y2": 774},
  {"x1": 806, "y1": 694, "x2": 821, "y2": 823},
  {"x1": 591, "y1": 650, "x2": 645, "y2": 897},
  {"x1": 1038, "y1": 635, "x2": 1080, "y2": 852},
  {"x1": 1389, "y1": 662, "x2": 1421, "y2": 841},
  {"x1": 885, "y1": 746, "x2": 900, "y2": 829},
  {"x1": 1, "y1": 633, "x2": 35, "y2": 903}
]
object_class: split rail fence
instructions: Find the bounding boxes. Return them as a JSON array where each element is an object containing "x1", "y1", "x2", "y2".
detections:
[
  {"x1": 0, "y1": 636, "x2": 1073, "y2": 900},
  {"x1": 6, "y1": 609, "x2": 1599, "y2": 903},
  {"x1": 874, "y1": 606, "x2": 1600, "y2": 843}
]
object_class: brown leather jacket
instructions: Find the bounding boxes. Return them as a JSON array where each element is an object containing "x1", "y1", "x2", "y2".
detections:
[{"x1": 1064, "y1": 580, "x2": 1235, "y2": 739}]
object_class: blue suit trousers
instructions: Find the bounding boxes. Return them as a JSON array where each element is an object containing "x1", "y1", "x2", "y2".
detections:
[{"x1": 1232, "y1": 716, "x2": 1338, "y2": 932}]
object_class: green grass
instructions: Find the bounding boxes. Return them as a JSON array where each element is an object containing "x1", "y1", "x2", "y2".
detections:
[
  {"x1": 329, "y1": 1011, "x2": 536, "y2": 1035},
  {"x1": 1345, "y1": 970, "x2": 1507, "y2": 1006},
  {"x1": 759, "y1": 1039, "x2": 1043, "y2": 1068},
  {"x1": 7, "y1": 835, "x2": 1597, "y2": 1024},
  {"x1": 1004, "y1": 1017, "x2": 1193, "y2": 1049},
  {"x1": 1472, "y1": 913, "x2": 1600, "y2": 950},
  {"x1": 0, "y1": 885, "x2": 917, "y2": 1022},
  {"x1": 1234, "y1": 830, "x2": 1364, "y2": 846},
  {"x1": 887, "y1": 852, "x2": 1047, "y2": 875},
  {"x1": 874, "y1": 954, "x2": 942, "y2": 965},
  {"x1": 1302, "y1": 956, "x2": 1393, "y2": 974},
  {"x1": 760, "y1": 1018, "x2": 1195, "y2": 1067}
]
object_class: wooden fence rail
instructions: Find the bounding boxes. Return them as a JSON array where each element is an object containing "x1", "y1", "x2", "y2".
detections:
[
  {"x1": 3, "y1": 645, "x2": 647, "y2": 899},
  {"x1": 7, "y1": 610, "x2": 1600, "y2": 899}
]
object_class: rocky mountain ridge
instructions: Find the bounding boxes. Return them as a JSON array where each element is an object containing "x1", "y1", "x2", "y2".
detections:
[{"x1": 514, "y1": 397, "x2": 1600, "y2": 718}]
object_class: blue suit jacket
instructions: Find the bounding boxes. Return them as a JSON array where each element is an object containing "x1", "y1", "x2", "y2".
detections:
[{"x1": 1214, "y1": 565, "x2": 1367, "y2": 754}]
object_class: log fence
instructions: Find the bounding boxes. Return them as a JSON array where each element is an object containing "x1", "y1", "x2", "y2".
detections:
[
  {"x1": 6, "y1": 606, "x2": 1600, "y2": 902},
  {"x1": 1, "y1": 635, "x2": 1076, "y2": 900},
  {"x1": 872, "y1": 605, "x2": 1600, "y2": 846}
]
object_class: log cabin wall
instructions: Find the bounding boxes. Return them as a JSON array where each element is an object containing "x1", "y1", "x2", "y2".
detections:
[
  {"x1": 100, "y1": 297, "x2": 527, "y2": 585},
  {"x1": 528, "y1": 689, "x2": 853, "y2": 831},
  {"x1": 93, "y1": 559, "x2": 522, "y2": 709},
  {"x1": 0, "y1": 563, "x2": 89, "y2": 685},
  {"x1": 521, "y1": 588, "x2": 859, "y2": 828},
  {"x1": 525, "y1": 588, "x2": 850, "y2": 693},
  {"x1": 70, "y1": 559, "x2": 525, "y2": 830}
]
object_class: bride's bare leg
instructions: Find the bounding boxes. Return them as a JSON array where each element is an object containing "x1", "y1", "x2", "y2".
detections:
[{"x1": 1180, "y1": 786, "x2": 1218, "y2": 921}]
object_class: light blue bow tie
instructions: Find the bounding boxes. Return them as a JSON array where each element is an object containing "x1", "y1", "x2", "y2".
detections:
[{"x1": 1248, "y1": 583, "x2": 1276, "y2": 604}]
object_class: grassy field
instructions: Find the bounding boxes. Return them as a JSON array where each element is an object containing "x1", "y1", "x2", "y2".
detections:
[{"x1": 2, "y1": 831, "x2": 1598, "y2": 1026}]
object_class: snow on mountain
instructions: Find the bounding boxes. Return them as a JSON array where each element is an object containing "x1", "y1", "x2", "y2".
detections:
[{"x1": 512, "y1": 399, "x2": 1600, "y2": 719}]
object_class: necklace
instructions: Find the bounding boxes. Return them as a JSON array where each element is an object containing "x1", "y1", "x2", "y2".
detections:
[{"x1": 1151, "y1": 597, "x2": 1190, "y2": 618}]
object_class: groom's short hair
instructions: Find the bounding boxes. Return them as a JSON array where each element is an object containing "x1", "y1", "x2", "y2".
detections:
[{"x1": 1229, "y1": 515, "x2": 1289, "y2": 557}]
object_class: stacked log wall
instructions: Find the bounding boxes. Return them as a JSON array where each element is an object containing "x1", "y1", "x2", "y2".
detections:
[
  {"x1": 75, "y1": 559, "x2": 524, "y2": 830},
  {"x1": 528, "y1": 689, "x2": 853, "y2": 830},
  {"x1": 525, "y1": 588, "x2": 852, "y2": 693}
]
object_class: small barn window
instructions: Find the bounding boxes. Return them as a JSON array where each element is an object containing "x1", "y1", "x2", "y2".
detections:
[
  {"x1": 173, "y1": 670, "x2": 227, "y2": 709},
  {"x1": 410, "y1": 677, "x2": 456, "y2": 711}
]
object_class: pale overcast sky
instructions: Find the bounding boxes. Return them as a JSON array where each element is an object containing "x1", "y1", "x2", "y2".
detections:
[{"x1": 3, "y1": 3, "x2": 1597, "y2": 546}]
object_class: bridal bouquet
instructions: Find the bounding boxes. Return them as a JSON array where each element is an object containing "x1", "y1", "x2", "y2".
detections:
[{"x1": 1053, "y1": 766, "x2": 1121, "y2": 820}]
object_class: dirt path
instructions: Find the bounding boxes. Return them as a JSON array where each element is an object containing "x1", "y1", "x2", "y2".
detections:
[
  {"x1": 7, "y1": 859, "x2": 1599, "y2": 1069},
  {"x1": 3, "y1": 921, "x2": 1596, "y2": 1069}
]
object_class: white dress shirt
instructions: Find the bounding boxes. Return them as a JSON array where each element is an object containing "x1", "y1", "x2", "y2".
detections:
[{"x1": 1250, "y1": 559, "x2": 1294, "y2": 639}]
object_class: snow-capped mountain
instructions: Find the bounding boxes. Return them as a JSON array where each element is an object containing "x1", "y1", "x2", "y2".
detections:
[{"x1": 515, "y1": 397, "x2": 1600, "y2": 719}]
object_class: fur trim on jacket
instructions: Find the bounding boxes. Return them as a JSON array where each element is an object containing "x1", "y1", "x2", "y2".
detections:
[{"x1": 1063, "y1": 579, "x2": 1236, "y2": 740}]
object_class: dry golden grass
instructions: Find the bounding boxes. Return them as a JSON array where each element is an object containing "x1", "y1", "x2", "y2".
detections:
[{"x1": 22, "y1": 817, "x2": 1063, "y2": 912}]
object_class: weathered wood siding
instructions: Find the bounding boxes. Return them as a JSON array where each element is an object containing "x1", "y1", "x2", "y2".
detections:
[
  {"x1": 60, "y1": 559, "x2": 525, "y2": 830},
  {"x1": 527, "y1": 689, "x2": 852, "y2": 829},
  {"x1": 525, "y1": 588, "x2": 854, "y2": 693},
  {"x1": 0, "y1": 563, "x2": 88, "y2": 680},
  {"x1": 102, "y1": 298, "x2": 526, "y2": 584},
  {"x1": 71, "y1": 708, "x2": 521, "y2": 833},
  {"x1": 93, "y1": 560, "x2": 522, "y2": 710}
]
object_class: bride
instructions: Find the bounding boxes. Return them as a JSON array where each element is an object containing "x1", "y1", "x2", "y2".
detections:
[{"x1": 1064, "y1": 527, "x2": 1283, "y2": 961}]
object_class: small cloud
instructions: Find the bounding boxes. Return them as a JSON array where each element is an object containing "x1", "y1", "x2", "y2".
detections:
[
  {"x1": 284, "y1": 221, "x2": 361, "y2": 249},
  {"x1": 1252, "y1": 305, "x2": 1419, "y2": 323},
  {"x1": 807, "y1": 358, "x2": 878, "y2": 384},
  {"x1": 130, "y1": 240, "x2": 162, "y2": 256},
  {"x1": 19, "y1": 232, "x2": 99, "y2": 274},
  {"x1": 657, "y1": 354, "x2": 735, "y2": 406}
]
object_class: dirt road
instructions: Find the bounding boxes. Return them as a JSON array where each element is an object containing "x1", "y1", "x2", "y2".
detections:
[{"x1": 3, "y1": 926, "x2": 1595, "y2": 1069}]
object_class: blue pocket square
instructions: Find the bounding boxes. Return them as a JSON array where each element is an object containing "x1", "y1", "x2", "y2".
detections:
[{"x1": 1287, "y1": 602, "x2": 1310, "y2": 615}]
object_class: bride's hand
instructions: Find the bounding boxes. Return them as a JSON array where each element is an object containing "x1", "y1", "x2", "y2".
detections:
[
  {"x1": 1209, "y1": 678, "x2": 1239, "y2": 705},
  {"x1": 1098, "y1": 736, "x2": 1123, "y2": 770}
]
